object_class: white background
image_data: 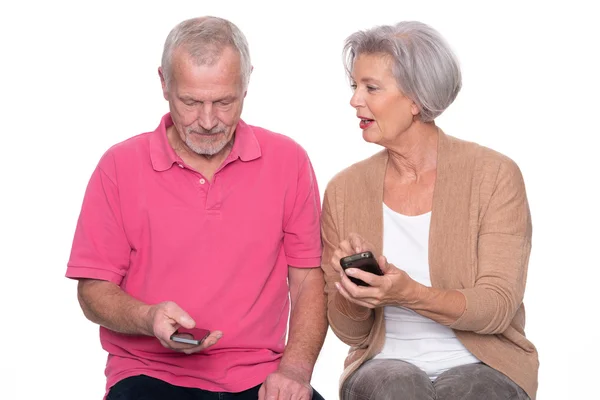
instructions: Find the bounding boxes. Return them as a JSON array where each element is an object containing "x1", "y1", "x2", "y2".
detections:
[{"x1": 1, "y1": 0, "x2": 598, "y2": 399}]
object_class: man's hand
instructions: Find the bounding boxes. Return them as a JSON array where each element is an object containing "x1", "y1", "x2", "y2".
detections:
[
  {"x1": 77, "y1": 280, "x2": 224, "y2": 351},
  {"x1": 146, "y1": 301, "x2": 223, "y2": 354},
  {"x1": 258, "y1": 365, "x2": 313, "y2": 400}
]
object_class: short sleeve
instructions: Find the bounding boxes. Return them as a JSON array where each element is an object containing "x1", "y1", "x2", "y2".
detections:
[
  {"x1": 66, "y1": 154, "x2": 131, "y2": 284},
  {"x1": 283, "y1": 147, "x2": 322, "y2": 268}
]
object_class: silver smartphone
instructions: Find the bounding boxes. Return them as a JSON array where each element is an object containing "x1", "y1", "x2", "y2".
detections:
[{"x1": 170, "y1": 327, "x2": 210, "y2": 345}]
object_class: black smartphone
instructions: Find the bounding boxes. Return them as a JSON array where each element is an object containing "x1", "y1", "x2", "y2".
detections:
[
  {"x1": 170, "y1": 327, "x2": 211, "y2": 346},
  {"x1": 339, "y1": 251, "x2": 383, "y2": 286}
]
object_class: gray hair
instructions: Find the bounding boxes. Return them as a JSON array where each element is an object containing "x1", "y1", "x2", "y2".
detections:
[
  {"x1": 343, "y1": 21, "x2": 461, "y2": 122},
  {"x1": 161, "y1": 16, "x2": 252, "y2": 90}
]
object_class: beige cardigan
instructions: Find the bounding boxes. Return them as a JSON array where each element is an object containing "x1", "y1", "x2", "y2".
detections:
[{"x1": 321, "y1": 130, "x2": 539, "y2": 399}]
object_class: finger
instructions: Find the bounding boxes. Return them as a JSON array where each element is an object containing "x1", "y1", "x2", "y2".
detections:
[
  {"x1": 180, "y1": 343, "x2": 205, "y2": 354},
  {"x1": 258, "y1": 384, "x2": 266, "y2": 400},
  {"x1": 338, "y1": 270, "x2": 370, "y2": 298},
  {"x1": 378, "y1": 255, "x2": 393, "y2": 274},
  {"x1": 337, "y1": 269, "x2": 357, "y2": 291},
  {"x1": 288, "y1": 383, "x2": 309, "y2": 400},
  {"x1": 298, "y1": 387, "x2": 313, "y2": 400},
  {"x1": 278, "y1": 385, "x2": 292, "y2": 400},
  {"x1": 264, "y1": 380, "x2": 280, "y2": 400},
  {"x1": 338, "y1": 269, "x2": 371, "y2": 294},
  {"x1": 339, "y1": 239, "x2": 355, "y2": 256},
  {"x1": 341, "y1": 274, "x2": 379, "y2": 300},
  {"x1": 290, "y1": 386, "x2": 311, "y2": 400},
  {"x1": 336, "y1": 282, "x2": 374, "y2": 308},
  {"x1": 344, "y1": 268, "x2": 382, "y2": 288},
  {"x1": 330, "y1": 249, "x2": 344, "y2": 273},
  {"x1": 163, "y1": 338, "x2": 200, "y2": 352},
  {"x1": 166, "y1": 331, "x2": 206, "y2": 352},
  {"x1": 348, "y1": 233, "x2": 365, "y2": 253},
  {"x1": 180, "y1": 330, "x2": 223, "y2": 354},
  {"x1": 200, "y1": 330, "x2": 223, "y2": 349},
  {"x1": 154, "y1": 318, "x2": 183, "y2": 345},
  {"x1": 168, "y1": 304, "x2": 195, "y2": 329}
]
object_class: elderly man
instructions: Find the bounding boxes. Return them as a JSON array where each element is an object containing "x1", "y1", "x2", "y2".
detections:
[{"x1": 66, "y1": 16, "x2": 327, "y2": 400}]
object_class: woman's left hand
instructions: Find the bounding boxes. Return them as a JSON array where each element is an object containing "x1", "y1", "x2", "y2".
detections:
[{"x1": 336, "y1": 253, "x2": 422, "y2": 309}]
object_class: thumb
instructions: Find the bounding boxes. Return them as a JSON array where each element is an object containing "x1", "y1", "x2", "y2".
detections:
[
  {"x1": 169, "y1": 303, "x2": 195, "y2": 329},
  {"x1": 378, "y1": 255, "x2": 393, "y2": 274},
  {"x1": 258, "y1": 383, "x2": 265, "y2": 400}
]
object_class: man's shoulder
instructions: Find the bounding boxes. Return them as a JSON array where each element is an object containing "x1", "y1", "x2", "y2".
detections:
[
  {"x1": 97, "y1": 132, "x2": 153, "y2": 173},
  {"x1": 107, "y1": 131, "x2": 152, "y2": 155},
  {"x1": 247, "y1": 124, "x2": 305, "y2": 154}
]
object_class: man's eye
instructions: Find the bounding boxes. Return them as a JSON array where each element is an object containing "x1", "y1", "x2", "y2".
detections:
[{"x1": 366, "y1": 85, "x2": 377, "y2": 92}]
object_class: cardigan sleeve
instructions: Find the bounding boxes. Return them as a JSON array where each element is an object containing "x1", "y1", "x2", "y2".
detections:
[
  {"x1": 321, "y1": 180, "x2": 374, "y2": 346},
  {"x1": 450, "y1": 158, "x2": 532, "y2": 334}
]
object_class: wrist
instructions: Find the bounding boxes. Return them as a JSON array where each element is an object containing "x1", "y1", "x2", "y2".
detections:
[
  {"x1": 278, "y1": 359, "x2": 313, "y2": 383},
  {"x1": 401, "y1": 281, "x2": 429, "y2": 308},
  {"x1": 137, "y1": 304, "x2": 156, "y2": 336}
]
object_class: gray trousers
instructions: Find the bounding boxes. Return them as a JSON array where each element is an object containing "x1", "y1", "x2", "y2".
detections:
[{"x1": 342, "y1": 359, "x2": 529, "y2": 400}]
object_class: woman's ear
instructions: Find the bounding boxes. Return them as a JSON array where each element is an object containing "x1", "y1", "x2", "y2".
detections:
[{"x1": 411, "y1": 102, "x2": 420, "y2": 116}]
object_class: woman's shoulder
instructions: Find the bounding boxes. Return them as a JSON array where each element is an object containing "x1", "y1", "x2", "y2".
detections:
[
  {"x1": 444, "y1": 133, "x2": 522, "y2": 176},
  {"x1": 325, "y1": 150, "x2": 387, "y2": 191}
]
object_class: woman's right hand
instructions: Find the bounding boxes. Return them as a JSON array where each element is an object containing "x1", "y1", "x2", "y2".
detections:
[{"x1": 331, "y1": 232, "x2": 376, "y2": 275}]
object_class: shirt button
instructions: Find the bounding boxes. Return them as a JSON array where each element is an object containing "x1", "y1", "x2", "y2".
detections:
[{"x1": 199, "y1": 178, "x2": 206, "y2": 185}]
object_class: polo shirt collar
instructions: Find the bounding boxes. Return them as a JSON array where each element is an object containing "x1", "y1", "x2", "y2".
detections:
[
  {"x1": 150, "y1": 113, "x2": 261, "y2": 172},
  {"x1": 229, "y1": 119, "x2": 262, "y2": 162}
]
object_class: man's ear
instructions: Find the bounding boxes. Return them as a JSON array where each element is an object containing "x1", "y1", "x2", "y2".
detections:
[
  {"x1": 244, "y1": 66, "x2": 254, "y2": 98},
  {"x1": 158, "y1": 67, "x2": 169, "y2": 100}
]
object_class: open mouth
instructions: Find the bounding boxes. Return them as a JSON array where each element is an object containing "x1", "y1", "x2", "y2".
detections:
[{"x1": 359, "y1": 118, "x2": 374, "y2": 129}]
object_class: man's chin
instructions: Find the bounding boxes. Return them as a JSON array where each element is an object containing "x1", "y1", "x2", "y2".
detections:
[{"x1": 188, "y1": 142, "x2": 228, "y2": 157}]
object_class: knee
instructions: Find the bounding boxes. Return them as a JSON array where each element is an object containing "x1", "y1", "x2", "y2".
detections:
[
  {"x1": 342, "y1": 360, "x2": 434, "y2": 400},
  {"x1": 435, "y1": 364, "x2": 525, "y2": 400}
]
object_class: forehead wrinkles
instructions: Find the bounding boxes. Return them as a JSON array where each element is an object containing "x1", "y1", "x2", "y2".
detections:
[{"x1": 351, "y1": 54, "x2": 394, "y2": 82}]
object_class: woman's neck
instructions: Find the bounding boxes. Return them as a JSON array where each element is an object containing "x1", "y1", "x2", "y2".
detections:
[{"x1": 386, "y1": 123, "x2": 439, "y2": 183}]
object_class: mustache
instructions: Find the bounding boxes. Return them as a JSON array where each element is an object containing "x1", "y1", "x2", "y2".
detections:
[{"x1": 186, "y1": 126, "x2": 226, "y2": 135}]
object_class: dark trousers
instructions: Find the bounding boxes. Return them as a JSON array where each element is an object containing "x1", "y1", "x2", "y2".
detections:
[{"x1": 107, "y1": 375, "x2": 325, "y2": 400}]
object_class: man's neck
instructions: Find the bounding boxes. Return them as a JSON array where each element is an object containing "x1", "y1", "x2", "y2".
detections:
[{"x1": 167, "y1": 125, "x2": 234, "y2": 181}]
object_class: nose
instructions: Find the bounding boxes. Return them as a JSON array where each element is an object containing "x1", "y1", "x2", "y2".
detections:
[
  {"x1": 197, "y1": 103, "x2": 218, "y2": 131},
  {"x1": 350, "y1": 89, "x2": 364, "y2": 109}
]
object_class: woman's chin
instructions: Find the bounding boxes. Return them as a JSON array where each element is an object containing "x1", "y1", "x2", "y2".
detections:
[{"x1": 362, "y1": 130, "x2": 381, "y2": 144}]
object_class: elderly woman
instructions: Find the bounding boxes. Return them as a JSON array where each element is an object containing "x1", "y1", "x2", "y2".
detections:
[{"x1": 321, "y1": 21, "x2": 538, "y2": 400}]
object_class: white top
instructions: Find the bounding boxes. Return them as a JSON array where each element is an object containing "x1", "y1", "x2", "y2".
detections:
[{"x1": 374, "y1": 203, "x2": 479, "y2": 379}]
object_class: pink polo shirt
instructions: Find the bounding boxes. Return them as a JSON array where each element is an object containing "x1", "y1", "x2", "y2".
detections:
[{"x1": 66, "y1": 114, "x2": 322, "y2": 395}]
